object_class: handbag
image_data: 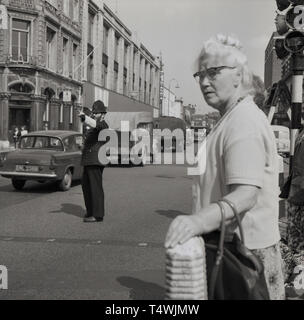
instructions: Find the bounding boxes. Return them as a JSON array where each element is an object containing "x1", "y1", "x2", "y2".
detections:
[{"x1": 203, "y1": 199, "x2": 270, "y2": 300}]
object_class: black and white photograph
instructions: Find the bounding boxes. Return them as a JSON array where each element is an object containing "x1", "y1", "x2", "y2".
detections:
[{"x1": 0, "y1": 0, "x2": 304, "y2": 304}]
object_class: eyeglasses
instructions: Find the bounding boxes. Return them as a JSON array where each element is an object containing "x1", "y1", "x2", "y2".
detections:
[{"x1": 193, "y1": 66, "x2": 236, "y2": 83}]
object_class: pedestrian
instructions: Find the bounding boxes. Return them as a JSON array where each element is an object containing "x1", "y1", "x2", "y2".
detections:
[
  {"x1": 13, "y1": 127, "x2": 21, "y2": 148},
  {"x1": 165, "y1": 34, "x2": 285, "y2": 300},
  {"x1": 78, "y1": 100, "x2": 109, "y2": 223},
  {"x1": 20, "y1": 126, "x2": 28, "y2": 136}
]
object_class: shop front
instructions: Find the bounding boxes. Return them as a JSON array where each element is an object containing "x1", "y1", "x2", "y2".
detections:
[{"x1": 0, "y1": 69, "x2": 82, "y2": 149}]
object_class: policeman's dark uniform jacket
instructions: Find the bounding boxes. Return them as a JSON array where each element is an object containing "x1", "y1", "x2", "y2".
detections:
[{"x1": 80, "y1": 100, "x2": 109, "y2": 221}]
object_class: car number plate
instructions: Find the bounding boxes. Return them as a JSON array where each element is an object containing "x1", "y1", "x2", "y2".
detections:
[{"x1": 16, "y1": 165, "x2": 39, "y2": 172}]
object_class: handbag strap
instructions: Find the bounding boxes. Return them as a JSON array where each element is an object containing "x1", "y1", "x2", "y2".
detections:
[
  {"x1": 219, "y1": 198, "x2": 245, "y2": 244},
  {"x1": 209, "y1": 201, "x2": 226, "y2": 300}
]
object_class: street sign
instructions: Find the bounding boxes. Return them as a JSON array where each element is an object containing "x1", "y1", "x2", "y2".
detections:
[{"x1": 0, "y1": 5, "x2": 8, "y2": 30}]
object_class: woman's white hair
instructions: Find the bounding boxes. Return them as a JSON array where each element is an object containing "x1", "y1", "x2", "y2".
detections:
[{"x1": 195, "y1": 34, "x2": 253, "y2": 95}]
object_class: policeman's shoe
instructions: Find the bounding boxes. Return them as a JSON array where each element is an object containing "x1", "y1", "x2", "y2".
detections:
[{"x1": 83, "y1": 216, "x2": 103, "y2": 223}]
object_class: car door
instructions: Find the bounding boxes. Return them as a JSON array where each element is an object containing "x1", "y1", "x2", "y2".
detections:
[
  {"x1": 54, "y1": 135, "x2": 82, "y2": 180},
  {"x1": 74, "y1": 135, "x2": 84, "y2": 179}
]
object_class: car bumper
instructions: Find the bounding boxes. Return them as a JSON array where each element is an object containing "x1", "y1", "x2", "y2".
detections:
[{"x1": 0, "y1": 171, "x2": 58, "y2": 179}]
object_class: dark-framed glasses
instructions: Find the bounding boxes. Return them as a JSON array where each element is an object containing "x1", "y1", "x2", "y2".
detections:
[{"x1": 193, "y1": 66, "x2": 236, "y2": 83}]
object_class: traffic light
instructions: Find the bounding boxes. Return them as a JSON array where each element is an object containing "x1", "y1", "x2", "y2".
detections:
[
  {"x1": 274, "y1": 1, "x2": 304, "y2": 58},
  {"x1": 276, "y1": 0, "x2": 291, "y2": 12}
]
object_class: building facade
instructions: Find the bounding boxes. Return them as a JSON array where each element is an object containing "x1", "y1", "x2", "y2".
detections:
[
  {"x1": 80, "y1": 0, "x2": 160, "y2": 116},
  {"x1": 0, "y1": 0, "x2": 161, "y2": 147},
  {"x1": 162, "y1": 86, "x2": 178, "y2": 117},
  {"x1": 0, "y1": 0, "x2": 84, "y2": 147}
]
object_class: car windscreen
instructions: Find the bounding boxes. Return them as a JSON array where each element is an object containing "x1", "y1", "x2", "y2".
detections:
[{"x1": 19, "y1": 136, "x2": 64, "y2": 151}]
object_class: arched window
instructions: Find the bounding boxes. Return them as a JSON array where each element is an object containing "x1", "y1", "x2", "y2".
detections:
[
  {"x1": 70, "y1": 94, "x2": 77, "y2": 124},
  {"x1": 43, "y1": 88, "x2": 55, "y2": 122},
  {"x1": 9, "y1": 82, "x2": 34, "y2": 93},
  {"x1": 59, "y1": 91, "x2": 64, "y2": 124}
]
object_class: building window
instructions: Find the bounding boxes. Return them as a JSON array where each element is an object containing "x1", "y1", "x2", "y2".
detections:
[
  {"x1": 63, "y1": 0, "x2": 70, "y2": 17},
  {"x1": 46, "y1": 27, "x2": 57, "y2": 71},
  {"x1": 103, "y1": 25, "x2": 109, "y2": 54},
  {"x1": 11, "y1": 19, "x2": 30, "y2": 62},
  {"x1": 114, "y1": 34, "x2": 119, "y2": 62},
  {"x1": 124, "y1": 43, "x2": 129, "y2": 68},
  {"x1": 149, "y1": 84, "x2": 152, "y2": 104},
  {"x1": 123, "y1": 68, "x2": 127, "y2": 95},
  {"x1": 59, "y1": 103, "x2": 63, "y2": 123},
  {"x1": 102, "y1": 53, "x2": 108, "y2": 88},
  {"x1": 87, "y1": 53, "x2": 93, "y2": 82},
  {"x1": 69, "y1": 105, "x2": 73, "y2": 124},
  {"x1": 102, "y1": 64, "x2": 108, "y2": 88},
  {"x1": 43, "y1": 100, "x2": 50, "y2": 122},
  {"x1": 114, "y1": 70, "x2": 118, "y2": 91},
  {"x1": 133, "y1": 49, "x2": 137, "y2": 69},
  {"x1": 62, "y1": 37, "x2": 69, "y2": 77},
  {"x1": 132, "y1": 73, "x2": 135, "y2": 91},
  {"x1": 88, "y1": 12, "x2": 95, "y2": 45},
  {"x1": 150, "y1": 66, "x2": 153, "y2": 85},
  {"x1": 73, "y1": 0, "x2": 79, "y2": 22},
  {"x1": 72, "y1": 43, "x2": 78, "y2": 79}
]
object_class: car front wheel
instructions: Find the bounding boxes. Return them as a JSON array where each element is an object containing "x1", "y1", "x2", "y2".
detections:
[
  {"x1": 12, "y1": 179, "x2": 26, "y2": 190},
  {"x1": 58, "y1": 169, "x2": 72, "y2": 191}
]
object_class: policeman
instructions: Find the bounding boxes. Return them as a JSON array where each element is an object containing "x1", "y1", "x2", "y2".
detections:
[{"x1": 78, "y1": 100, "x2": 109, "y2": 223}]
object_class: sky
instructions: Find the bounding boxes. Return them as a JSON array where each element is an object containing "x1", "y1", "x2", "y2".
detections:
[{"x1": 103, "y1": 0, "x2": 277, "y2": 114}]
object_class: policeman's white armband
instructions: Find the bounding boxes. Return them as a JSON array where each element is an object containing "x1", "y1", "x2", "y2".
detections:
[{"x1": 84, "y1": 115, "x2": 97, "y2": 128}]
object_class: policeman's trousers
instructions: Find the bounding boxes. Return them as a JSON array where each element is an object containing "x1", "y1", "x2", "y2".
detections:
[{"x1": 81, "y1": 165, "x2": 105, "y2": 219}]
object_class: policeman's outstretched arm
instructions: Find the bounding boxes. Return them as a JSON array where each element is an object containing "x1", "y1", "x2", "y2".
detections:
[{"x1": 78, "y1": 112, "x2": 97, "y2": 128}]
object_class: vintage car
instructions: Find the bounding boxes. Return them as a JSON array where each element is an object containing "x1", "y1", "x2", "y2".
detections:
[{"x1": 0, "y1": 131, "x2": 84, "y2": 191}]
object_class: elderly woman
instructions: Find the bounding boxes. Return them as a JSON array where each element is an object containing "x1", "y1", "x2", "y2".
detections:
[{"x1": 165, "y1": 34, "x2": 285, "y2": 300}]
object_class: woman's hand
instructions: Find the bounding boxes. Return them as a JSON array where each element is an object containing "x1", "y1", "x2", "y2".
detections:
[{"x1": 164, "y1": 215, "x2": 203, "y2": 249}]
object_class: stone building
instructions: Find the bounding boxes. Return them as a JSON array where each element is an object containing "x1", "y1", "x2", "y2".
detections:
[
  {"x1": 81, "y1": 1, "x2": 160, "y2": 116},
  {"x1": 0, "y1": 0, "x2": 83, "y2": 147},
  {"x1": 0, "y1": 0, "x2": 161, "y2": 147}
]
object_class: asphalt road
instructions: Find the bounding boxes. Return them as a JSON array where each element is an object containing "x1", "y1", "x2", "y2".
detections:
[{"x1": 0, "y1": 163, "x2": 192, "y2": 300}]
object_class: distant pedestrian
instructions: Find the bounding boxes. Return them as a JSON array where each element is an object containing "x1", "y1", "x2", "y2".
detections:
[
  {"x1": 165, "y1": 34, "x2": 285, "y2": 300},
  {"x1": 20, "y1": 126, "x2": 28, "y2": 136},
  {"x1": 13, "y1": 127, "x2": 21, "y2": 148},
  {"x1": 78, "y1": 100, "x2": 108, "y2": 223}
]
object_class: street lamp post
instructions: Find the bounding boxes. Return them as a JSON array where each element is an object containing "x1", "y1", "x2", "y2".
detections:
[{"x1": 167, "y1": 78, "x2": 180, "y2": 116}]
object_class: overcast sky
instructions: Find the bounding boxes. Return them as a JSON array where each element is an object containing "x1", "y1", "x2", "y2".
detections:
[{"x1": 103, "y1": 0, "x2": 277, "y2": 114}]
